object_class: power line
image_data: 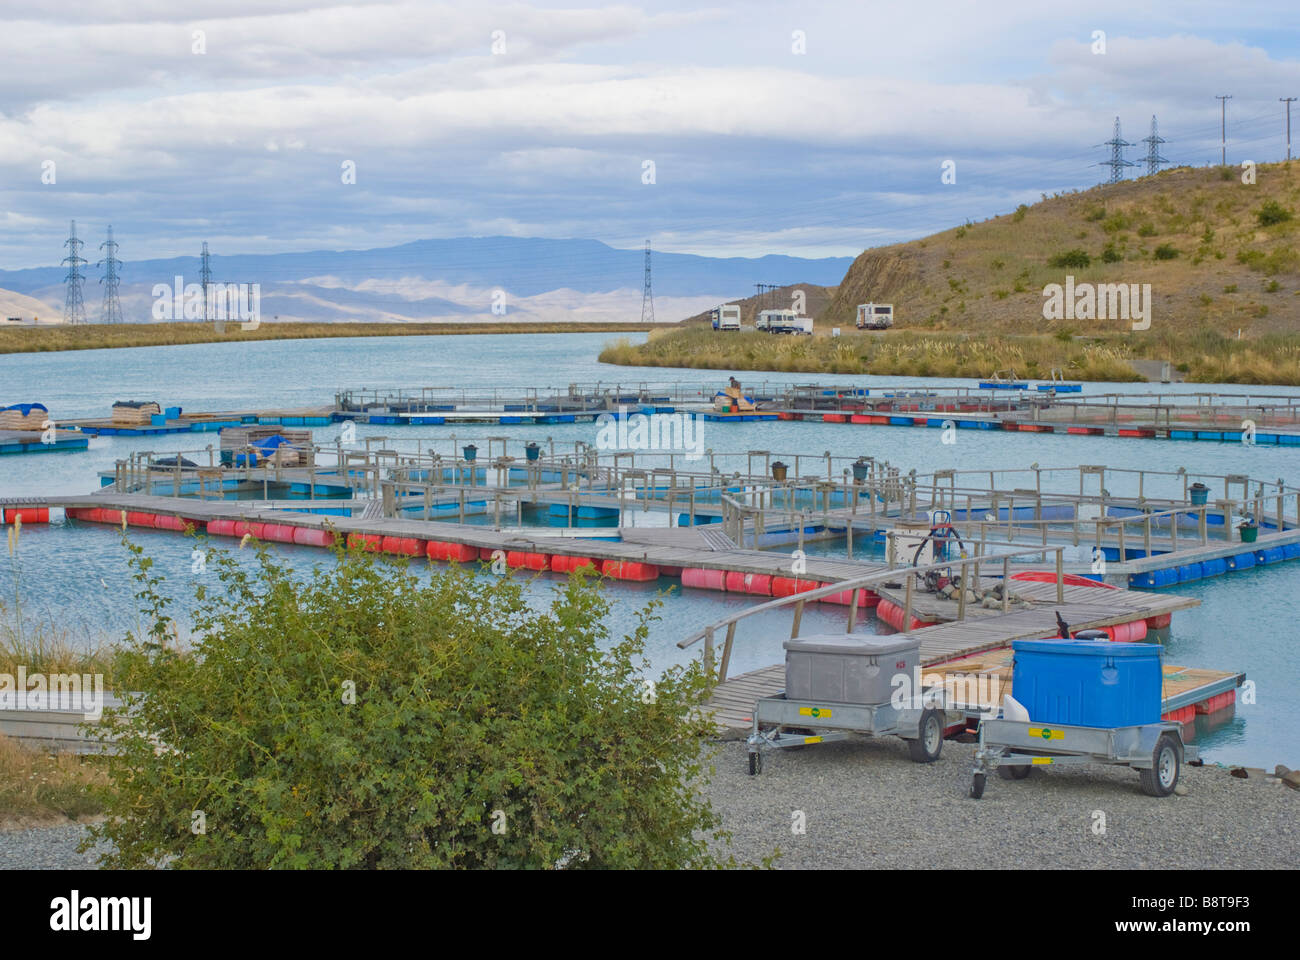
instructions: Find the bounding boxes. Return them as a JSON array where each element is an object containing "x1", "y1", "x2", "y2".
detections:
[
  {"x1": 61, "y1": 219, "x2": 87, "y2": 325},
  {"x1": 1282, "y1": 97, "x2": 1297, "y2": 161},
  {"x1": 640, "y1": 239, "x2": 654, "y2": 324},
  {"x1": 199, "y1": 241, "x2": 213, "y2": 323},
  {"x1": 1141, "y1": 116, "x2": 1170, "y2": 176},
  {"x1": 98, "y1": 224, "x2": 123, "y2": 323},
  {"x1": 1216, "y1": 94, "x2": 1232, "y2": 165},
  {"x1": 1098, "y1": 116, "x2": 1137, "y2": 183}
]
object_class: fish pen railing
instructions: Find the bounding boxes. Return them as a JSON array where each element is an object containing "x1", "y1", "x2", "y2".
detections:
[{"x1": 678, "y1": 544, "x2": 1069, "y2": 682}]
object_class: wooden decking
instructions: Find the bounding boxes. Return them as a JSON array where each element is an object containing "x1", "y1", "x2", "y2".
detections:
[{"x1": 702, "y1": 585, "x2": 1203, "y2": 738}]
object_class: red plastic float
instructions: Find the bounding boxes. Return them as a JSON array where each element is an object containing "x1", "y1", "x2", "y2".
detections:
[
  {"x1": 1145, "y1": 612, "x2": 1172, "y2": 629},
  {"x1": 1010, "y1": 571, "x2": 1118, "y2": 589},
  {"x1": 262, "y1": 524, "x2": 298, "y2": 544},
  {"x1": 1196, "y1": 690, "x2": 1236, "y2": 714},
  {"x1": 207, "y1": 519, "x2": 238, "y2": 537},
  {"x1": 293, "y1": 527, "x2": 335, "y2": 548},
  {"x1": 771, "y1": 577, "x2": 823, "y2": 598},
  {"x1": 875, "y1": 599, "x2": 938, "y2": 632},
  {"x1": 550, "y1": 555, "x2": 597, "y2": 574},
  {"x1": 4, "y1": 507, "x2": 50, "y2": 524},
  {"x1": 819, "y1": 588, "x2": 881, "y2": 607},
  {"x1": 682, "y1": 568, "x2": 727, "y2": 591},
  {"x1": 601, "y1": 560, "x2": 659, "y2": 581},
  {"x1": 425, "y1": 540, "x2": 477, "y2": 563},
  {"x1": 346, "y1": 533, "x2": 381, "y2": 552}
]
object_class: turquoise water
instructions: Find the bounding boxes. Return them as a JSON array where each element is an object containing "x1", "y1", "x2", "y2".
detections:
[{"x1": 0, "y1": 332, "x2": 1297, "y2": 767}]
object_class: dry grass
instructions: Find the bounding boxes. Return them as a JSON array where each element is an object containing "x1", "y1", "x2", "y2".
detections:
[
  {"x1": 0, "y1": 600, "x2": 121, "y2": 687},
  {"x1": 821, "y1": 163, "x2": 1300, "y2": 336},
  {"x1": 0, "y1": 320, "x2": 658, "y2": 355},
  {"x1": 600, "y1": 329, "x2": 1145, "y2": 382},
  {"x1": 0, "y1": 735, "x2": 109, "y2": 826}
]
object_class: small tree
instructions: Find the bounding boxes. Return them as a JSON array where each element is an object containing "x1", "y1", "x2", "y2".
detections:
[
  {"x1": 1256, "y1": 200, "x2": 1293, "y2": 227},
  {"x1": 87, "y1": 539, "x2": 735, "y2": 868}
]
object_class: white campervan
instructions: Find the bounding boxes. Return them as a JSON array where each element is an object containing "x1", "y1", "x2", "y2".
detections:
[
  {"x1": 711, "y1": 303, "x2": 741, "y2": 331},
  {"x1": 856, "y1": 303, "x2": 894, "y2": 329}
]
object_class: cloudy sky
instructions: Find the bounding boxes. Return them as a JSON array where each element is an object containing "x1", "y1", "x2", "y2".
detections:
[{"x1": 2, "y1": 0, "x2": 1300, "y2": 269}]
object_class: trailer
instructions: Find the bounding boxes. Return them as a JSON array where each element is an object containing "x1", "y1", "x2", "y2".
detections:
[
  {"x1": 745, "y1": 634, "x2": 950, "y2": 774},
  {"x1": 711, "y1": 303, "x2": 741, "y2": 331},
  {"x1": 969, "y1": 717, "x2": 1194, "y2": 798},
  {"x1": 746, "y1": 692, "x2": 948, "y2": 774},
  {"x1": 856, "y1": 302, "x2": 894, "y2": 329},
  {"x1": 758, "y1": 309, "x2": 811, "y2": 335}
]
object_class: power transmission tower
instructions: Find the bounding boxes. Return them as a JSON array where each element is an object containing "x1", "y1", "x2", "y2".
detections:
[
  {"x1": 199, "y1": 242, "x2": 213, "y2": 323},
  {"x1": 1216, "y1": 95, "x2": 1232, "y2": 165},
  {"x1": 1141, "y1": 116, "x2": 1169, "y2": 176},
  {"x1": 62, "y1": 220, "x2": 87, "y2": 325},
  {"x1": 1281, "y1": 97, "x2": 1297, "y2": 161},
  {"x1": 640, "y1": 240, "x2": 654, "y2": 324},
  {"x1": 1099, "y1": 117, "x2": 1136, "y2": 183},
  {"x1": 98, "y1": 225, "x2": 124, "y2": 323}
]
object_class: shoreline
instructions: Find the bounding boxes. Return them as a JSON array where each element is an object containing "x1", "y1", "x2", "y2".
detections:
[
  {"x1": 598, "y1": 328, "x2": 1300, "y2": 387},
  {"x1": 0, "y1": 320, "x2": 658, "y2": 356}
]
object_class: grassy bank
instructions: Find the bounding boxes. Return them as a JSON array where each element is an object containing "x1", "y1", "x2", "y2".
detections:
[
  {"x1": 0, "y1": 320, "x2": 656, "y2": 355},
  {"x1": 600, "y1": 327, "x2": 1300, "y2": 385},
  {"x1": 0, "y1": 735, "x2": 108, "y2": 826},
  {"x1": 600, "y1": 329, "x2": 1144, "y2": 381}
]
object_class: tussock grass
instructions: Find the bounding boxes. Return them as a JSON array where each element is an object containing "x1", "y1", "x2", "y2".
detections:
[
  {"x1": 601, "y1": 329, "x2": 1145, "y2": 382},
  {"x1": 0, "y1": 735, "x2": 108, "y2": 824}
]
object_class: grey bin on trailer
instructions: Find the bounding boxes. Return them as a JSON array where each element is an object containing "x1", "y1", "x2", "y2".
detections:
[{"x1": 783, "y1": 634, "x2": 921, "y2": 705}]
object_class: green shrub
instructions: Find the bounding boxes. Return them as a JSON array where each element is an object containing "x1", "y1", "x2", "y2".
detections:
[
  {"x1": 1047, "y1": 249, "x2": 1091, "y2": 268},
  {"x1": 86, "y1": 540, "x2": 733, "y2": 869},
  {"x1": 1084, "y1": 205, "x2": 1106, "y2": 222},
  {"x1": 1137, "y1": 223, "x2": 1157, "y2": 237},
  {"x1": 1101, "y1": 244, "x2": 1122, "y2": 263},
  {"x1": 1267, "y1": 280, "x2": 1280, "y2": 292},
  {"x1": 1256, "y1": 200, "x2": 1293, "y2": 227},
  {"x1": 1013, "y1": 204, "x2": 1028, "y2": 222},
  {"x1": 1154, "y1": 244, "x2": 1179, "y2": 260},
  {"x1": 1224, "y1": 284, "x2": 1238, "y2": 293},
  {"x1": 1101, "y1": 213, "x2": 1131, "y2": 233}
]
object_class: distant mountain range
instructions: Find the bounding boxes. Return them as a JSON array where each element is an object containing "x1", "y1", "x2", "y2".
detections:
[{"x1": 0, "y1": 237, "x2": 853, "y2": 325}]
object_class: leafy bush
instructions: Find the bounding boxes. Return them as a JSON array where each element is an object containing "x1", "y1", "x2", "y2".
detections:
[
  {"x1": 1256, "y1": 200, "x2": 1293, "y2": 227},
  {"x1": 86, "y1": 541, "x2": 731, "y2": 869},
  {"x1": 1101, "y1": 244, "x2": 1122, "y2": 263},
  {"x1": 1013, "y1": 204, "x2": 1028, "y2": 222},
  {"x1": 1101, "y1": 212, "x2": 1130, "y2": 233},
  {"x1": 1137, "y1": 223, "x2": 1157, "y2": 237},
  {"x1": 1154, "y1": 244, "x2": 1179, "y2": 260},
  {"x1": 1047, "y1": 249, "x2": 1091, "y2": 268}
]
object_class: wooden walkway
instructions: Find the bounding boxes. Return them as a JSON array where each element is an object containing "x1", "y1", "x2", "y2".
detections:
[{"x1": 702, "y1": 589, "x2": 1202, "y2": 737}]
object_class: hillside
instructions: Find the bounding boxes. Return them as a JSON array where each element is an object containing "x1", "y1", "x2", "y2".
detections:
[
  {"x1": 602, "y1": 164, "x2": 1300, "y2": 384},
  {"x1": 822, "y1": 163, "x2": 1300, "y2": 334},
  {"x1": 678, "y1": 283, "x2": 837, "y2": 327}
]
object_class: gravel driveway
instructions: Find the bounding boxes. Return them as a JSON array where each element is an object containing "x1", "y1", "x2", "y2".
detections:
[{"x1": 701, "y1": 737, "x2": 1298, "y2": 869}]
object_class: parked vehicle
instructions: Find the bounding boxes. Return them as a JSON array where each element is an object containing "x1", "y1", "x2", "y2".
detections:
[
  {"x1": 856, "y1": 302, "x2": 894, "y2": 329},
  {"x1": 758, "y1": 309, "x2": 812, "y2": 335},
  {"x1": 711, "y1": 303, "x2": 741, "y2": 331}
]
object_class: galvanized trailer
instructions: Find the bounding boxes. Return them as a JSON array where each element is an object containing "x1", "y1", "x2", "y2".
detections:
[
  {"x1": 745, "y1": 692, "x2": 948, "y2": 775},
  {"x1": 969, "y1": 717, "x2": 1196, "y2": 799}
]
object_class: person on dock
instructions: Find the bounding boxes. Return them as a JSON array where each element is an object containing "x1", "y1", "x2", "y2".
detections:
[{"x1": 1056, "y1": 611, "x2": 1071, "y2": 639}]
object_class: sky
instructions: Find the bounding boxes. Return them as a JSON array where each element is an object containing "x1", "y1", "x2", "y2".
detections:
[{"x1": 2, "y1": 0, "x2": 1300, "y2": 269}]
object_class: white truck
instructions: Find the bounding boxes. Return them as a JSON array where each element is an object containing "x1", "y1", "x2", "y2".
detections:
[
  {"x1": 758, "y1": 309, "x2": 812, "y2": 335},
  {"x1": 856, "y1": 302, "x2": 894, "y2": 329},
  {"x1": 711, "y1": 303, "x2": 741, "y2": 331}
]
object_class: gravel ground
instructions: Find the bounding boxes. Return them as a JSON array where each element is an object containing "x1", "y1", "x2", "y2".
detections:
[
  {"x1": 701, "y1": 737, "x2": 1299, "y2": 869},
  {"x1": 0, "y1": 822, "x2": 109, "y2": 870},
  {"x1": 3, "y1": 740, "x2": 1294, "y2": 870}
]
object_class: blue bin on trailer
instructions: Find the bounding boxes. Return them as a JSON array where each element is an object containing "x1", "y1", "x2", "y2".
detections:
[{"x1": 1012, "y1": 639, "x2": 1163, "y2": 728}]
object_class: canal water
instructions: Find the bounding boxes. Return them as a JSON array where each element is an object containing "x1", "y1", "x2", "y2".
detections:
[{"x1": 0, "y1": 332, "x2": 1296, "y2": 767}]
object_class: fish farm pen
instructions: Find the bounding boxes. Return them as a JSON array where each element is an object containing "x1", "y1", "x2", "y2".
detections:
[{"x1": 0, "y1": 421, "x2": 1270, "y2": 749}]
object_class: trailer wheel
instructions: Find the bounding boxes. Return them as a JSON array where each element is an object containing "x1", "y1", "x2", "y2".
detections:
[
  {"x1": 1139, "y1": 734, "x2": 1181, "y2": 797},
  {"x1": 997, "y1": 763, "x2": 1032, "y2": 781},
  {"x1": 909, "y1": 709, "x2": 943, "y2": 763},
  {"x1": 969, "y1": 773, "x2": 986, "y2": 799},
  {"x1": 748, "y1": 751, "x2": 762, "y2": 776}
]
